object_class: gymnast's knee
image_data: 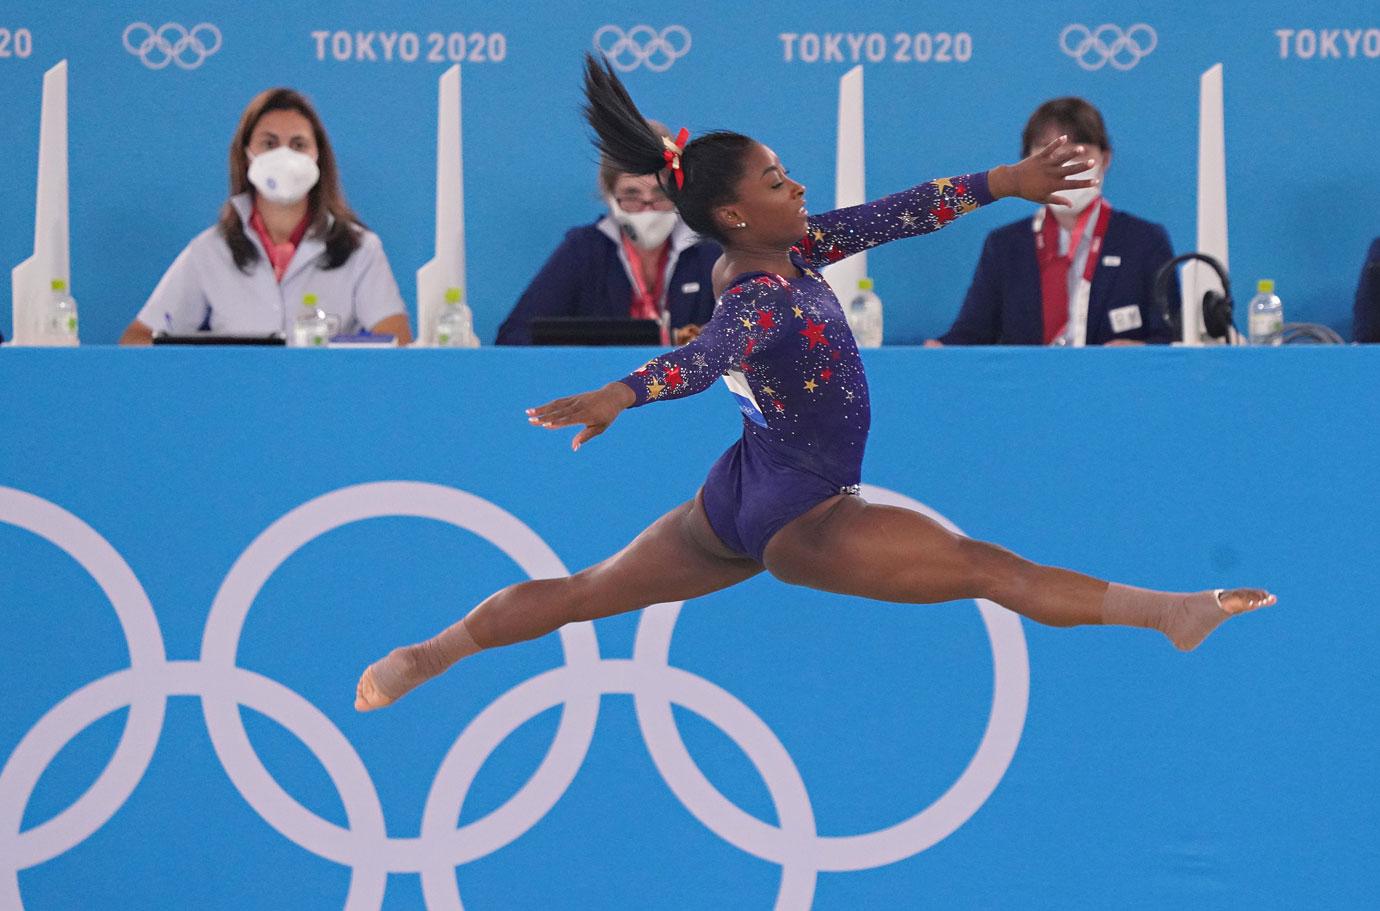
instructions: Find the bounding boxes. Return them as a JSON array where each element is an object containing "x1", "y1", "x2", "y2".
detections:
[{"x1": 953, "y1": 536, "x2": 1034, "y2": 600}]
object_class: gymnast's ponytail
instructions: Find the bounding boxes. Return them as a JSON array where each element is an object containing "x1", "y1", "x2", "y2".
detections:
[{"x1": 581, "y1": 53, "x2": 755, "y2": 244}]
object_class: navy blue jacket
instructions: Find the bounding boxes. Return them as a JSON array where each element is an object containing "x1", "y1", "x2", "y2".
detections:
[
  {"x1": 497, "y1": 219, "x2": 720, "y2": 345},
  {"x1": 939, "y1": 209, "x2": 1179, "y2": 345},
  {"x1": 1353, "y1": 238, "x2": 1380, "y2": 342}
]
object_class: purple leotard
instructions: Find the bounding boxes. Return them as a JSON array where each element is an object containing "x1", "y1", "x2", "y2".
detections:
[{"x1": 617, "y1": 173, "x2": 995, "y2": 561}]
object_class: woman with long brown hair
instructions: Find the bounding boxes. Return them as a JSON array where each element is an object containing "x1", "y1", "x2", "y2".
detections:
[{"x1": 120, "y1": 87, "x2": 411, "y2": 344}]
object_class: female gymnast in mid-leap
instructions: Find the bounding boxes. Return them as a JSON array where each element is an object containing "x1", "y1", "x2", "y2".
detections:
[{"x1": 355, "y1": 56, "x2": 1274, "y2": 711}]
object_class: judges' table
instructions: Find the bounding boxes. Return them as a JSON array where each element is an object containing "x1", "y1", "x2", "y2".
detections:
[{"x1": 1, "y1": 346, "x2": 1374, "y2": 910}]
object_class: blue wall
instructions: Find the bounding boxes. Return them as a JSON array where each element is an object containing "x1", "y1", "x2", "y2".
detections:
[
  {"x1": 1, "y1": 1, "x2": 1378, "y2": 344},
  {"x1": 2, "y1": 347, "x2": 1376, "y2": 908}
]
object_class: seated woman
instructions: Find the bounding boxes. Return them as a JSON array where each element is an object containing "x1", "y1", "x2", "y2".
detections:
[
  {"x1": 120, "y1": 87, "x2": 411, "y2": 345},
  {"x1": 1353, "y1": 238, "x2": 1380, "y2": 342},
  {"x1": 496, "y1": 123, "x2": 719, "y2": 346},
  {"x1": 931, "y1": 97, "x2": 1177, "y2": 347}
]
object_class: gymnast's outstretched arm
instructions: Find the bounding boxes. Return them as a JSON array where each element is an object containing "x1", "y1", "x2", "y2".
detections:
[
  {"x1": 525, "y1": 278, "x2": 788, "y2": 449},
  {"x1": 795, "y1": 135, "x2": 1098, "y2": 269}
]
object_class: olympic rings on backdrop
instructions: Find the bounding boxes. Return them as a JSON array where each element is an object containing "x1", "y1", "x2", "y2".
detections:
[
  {"x1": 122, "y1": 22, "x2": 223, "y2": 70},
  {"x1": 1059, "y1": 23, "x2": 1158, "y2": 71},
  {"x1": 594, "y1": 24, "x2": 692, "y2": 72},
  {"x1": 0, "y1": 482, "x2": 1028, "y2": 909}
]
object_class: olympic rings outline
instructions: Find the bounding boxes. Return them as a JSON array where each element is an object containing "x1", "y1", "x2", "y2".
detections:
[
  {"x1": 1059, "y1": 23, "x2": 1158, "y2": 71},
  {"x1": 0, "y1": 481, "x2": 1029, "y2": 909},
  {"x1": 594, "y1": 24, "x2": 692, "y2": 73},
  {"x1": 122, "y1": 21, "x2": 223, "y2": 71}
]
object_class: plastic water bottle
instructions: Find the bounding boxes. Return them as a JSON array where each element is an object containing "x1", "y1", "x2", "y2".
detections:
[
  {"x1": 292, "y1": 293, "x2": 331, "y2": 347},
  {"x1": 1247, "y1": 279, "x2": 1284, "y2": 346},
  {"x1": 44, "y1": 278, "x2": 78, "y2": 346},
  {"x1": 846, "y1": 277, "x2": 883, "y2": 348},
  {"x1": 435, "y1": 286, "x2": 476, "y2": 347}
]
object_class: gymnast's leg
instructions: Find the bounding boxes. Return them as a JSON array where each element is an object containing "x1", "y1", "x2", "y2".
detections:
[
  {"x1": 762, "y1": 495, "x2": 1274, "y2": 650},
  {"x1": 355, "y1": 492, "x2": 761, "y2": 710}
]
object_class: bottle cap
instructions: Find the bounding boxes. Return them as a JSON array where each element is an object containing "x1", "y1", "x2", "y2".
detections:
[
  {"x1": 50, "y1": 278, "x2": 67, "y2": 292},
  {"x1": 445, "y1": 287, "x2": 463, "y2": 304},
  {"x1": 1257, "y1": 279, "x2": 1275, "y2": 294},
  {"x1": 858, "y1": 277, "x2": 874, "y2": 291},
  {"x1": 302, "y1": 293, "x2": 319, "y2": 307}
]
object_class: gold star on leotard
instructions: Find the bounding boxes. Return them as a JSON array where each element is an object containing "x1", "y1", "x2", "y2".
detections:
[
  {"x1": 811, "y1": 227, "x2": 826, "y2": 242},
  {"x1": 739, "y1": 316, "x2": 753, "y2": 328},
  {"x1": 792, "y1": 305, "x2": 804, "y2": 319},
  {"x1": 932, "y1": 177, "x2": 954, "y2": 192},
  {"x1": 761, "y1": 385, "x2": 776, "y2": 397},
  {"x1": 647, "y1": 378, "x2": 666, "y2": 399},
  {"x1": 803, "y1": 378, "x2": 818, "y2": 393},
  {"x1": 958, "y1": 198, "x2": 980, "y2": 214},
  {"x1": 898, "y1": 210, "x2": 918, "y2": 228}
]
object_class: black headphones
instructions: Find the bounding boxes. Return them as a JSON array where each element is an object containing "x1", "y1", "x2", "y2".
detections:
[{"x1": 1152, "y1": 252, "x2": 1234, "y2": 341}]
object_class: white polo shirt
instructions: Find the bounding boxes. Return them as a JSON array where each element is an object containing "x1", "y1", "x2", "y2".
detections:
[{"x1": 137, "y1": 194, "x2": 406, "y2": 336}]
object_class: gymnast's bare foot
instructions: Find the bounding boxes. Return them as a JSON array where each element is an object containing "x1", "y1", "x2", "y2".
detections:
[
  {"x1": 1170, "y1": 587, "x2": 1277, "y2": 651},
  {"x1": 1218, "y1": 588, "x2": 1277, "y2": 616},
  {"x1": 354, "y1": 648, "x2": 415, "y2": 712}
]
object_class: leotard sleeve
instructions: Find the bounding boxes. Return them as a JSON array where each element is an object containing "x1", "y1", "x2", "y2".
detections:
[
  {"x1": 794, "y1": 171, "x2": 995, "y2": 270},
  {"x1": 616, "y1": 275, "x2": 789, "y2": 407}
]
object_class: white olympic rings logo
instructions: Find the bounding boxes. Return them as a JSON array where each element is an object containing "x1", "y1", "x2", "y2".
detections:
[
  {"x1": 122, "y1": 21, "x2": 223, "y2": 70},
  {"x1": 594, "y1": 24, "x2": 692, "y2": 72},
  {"x1": 1059, "y1": 23, "x2": 1158, "y2": 71},
  {"x1": 0, "y1": 482, "x2": 1028, "y2": 909}
]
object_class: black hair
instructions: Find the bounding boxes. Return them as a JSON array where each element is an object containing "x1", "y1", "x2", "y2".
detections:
[
  {"x1": 582, "y1": 53, "x2": 755, "y2": 244},
  {"x1": 1021, "y1": 97, "x2": 1111, "y2": 157}
]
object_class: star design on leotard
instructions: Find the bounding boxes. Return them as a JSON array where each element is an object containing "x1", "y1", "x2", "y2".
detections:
[
  {"x1": 792, "y1": 305, "x2": 804, "y2": 319},
  {"x1": 756, "y1": 309, "x2": 777, "y2": 330},
  {"x1": 664, "y1": 365, "x2": 685, "y2": 390},
  {"x1": 844, "y1": 388, "x2": 855, "y2": 401},
  {"x1": 739, "y1": 316, "x2": 753, "y2": 329},
  {"x1": 691, "y1": 352, "x2": 708, "y2": 368},
  {"x1": 932, "y1": 177, "x2": 954, "y2": 192},
  {"x1": 646, "y1": 377, "x2": 666, "y2": 399},
  {"x1": 804, "y1": 378, "x2": 818, "y2": 393},
  {"x1": 799, "y1": 318, "x2": 829, "y2": 350},
  {"x1": 820, "y1": 368, "x2": 833, "y2": 381},
  {"x1": 761, "y1": 384, "x2": 776, "y2": 397},
  {"x1": 958, "y1": 198, "x2": 980, "y2": 215},
  {"x1": 931, "y1": 202, "x2": 957, "y2": 225},
  {"x1": 811, "y1": 227, "x2": 825, "y2": 242},
  {"x1": 744, "y1": 338, "x2": 756, "y2": 356},
  {"x1": 898, "y1": 210, "x2": 919, "y2": 229}
]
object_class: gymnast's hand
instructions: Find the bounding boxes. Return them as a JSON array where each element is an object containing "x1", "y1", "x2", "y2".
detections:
[
  {"x1": 527, "y1": 382, "x2": 637, "y2": 452},
  {"x1": 987, "y1": 135, "x2": 1099, "y2": 208}
]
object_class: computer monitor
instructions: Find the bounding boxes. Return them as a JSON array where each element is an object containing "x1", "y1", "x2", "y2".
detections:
[{"x1": 529, "y1": 317, "x2": 661, "y2": 346}]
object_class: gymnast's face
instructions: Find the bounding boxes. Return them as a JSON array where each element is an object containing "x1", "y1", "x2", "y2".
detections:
[{"x1": 715, "y1": 142, "x2": 808, "y2": 248}]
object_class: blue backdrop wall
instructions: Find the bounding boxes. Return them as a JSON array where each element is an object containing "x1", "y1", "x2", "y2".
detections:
[
  {"x1": 2, "y1": 347, "x2": 1377, "y2": 909},
  {"x1": 1, "y1": 1, "x2": 1378, "y2": 344}
]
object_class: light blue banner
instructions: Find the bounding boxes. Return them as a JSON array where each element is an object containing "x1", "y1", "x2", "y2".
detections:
[
  {"x1": 1, "y1": 347, "x2": 1375, "y2": 908},
  {"x1": 1, "y1": 1, "x2": 1378, "y2": 344}
]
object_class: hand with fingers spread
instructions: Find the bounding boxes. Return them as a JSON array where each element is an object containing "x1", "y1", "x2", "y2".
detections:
[
  {"x1": 527, "y1": 381, "x2": 637, "y2": 451},
  {"x1": 987, "y1": 135, "x2": 1099, "y2": 207}
]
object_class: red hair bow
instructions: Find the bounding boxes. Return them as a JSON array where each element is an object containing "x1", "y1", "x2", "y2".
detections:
[{"x1": 662, "y1": 127, "x2": 690, "y2": 190}]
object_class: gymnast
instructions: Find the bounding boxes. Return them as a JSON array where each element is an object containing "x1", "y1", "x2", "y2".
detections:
[{"x1": 355, "y1": 55, "x2": 1273, "y2": 711}]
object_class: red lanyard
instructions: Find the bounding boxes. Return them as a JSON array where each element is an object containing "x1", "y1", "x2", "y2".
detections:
[
  {"x1": 621, "y1": 233, "x2": 670, "y2": 345},
  {"x1": 1035, "y1": 199, "x2": 1111, "y2": 282}
]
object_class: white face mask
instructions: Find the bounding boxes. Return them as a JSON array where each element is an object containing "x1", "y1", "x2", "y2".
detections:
[
  {"x1": 1050, "y1": 163, "x2": 1101, "y2": 215},
  {"x1": 247, "y1": 146, "x2": 320, "y2": 205},
  {"x1": 608, "y1": 197, "x2": 678, "y2": 250}
]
